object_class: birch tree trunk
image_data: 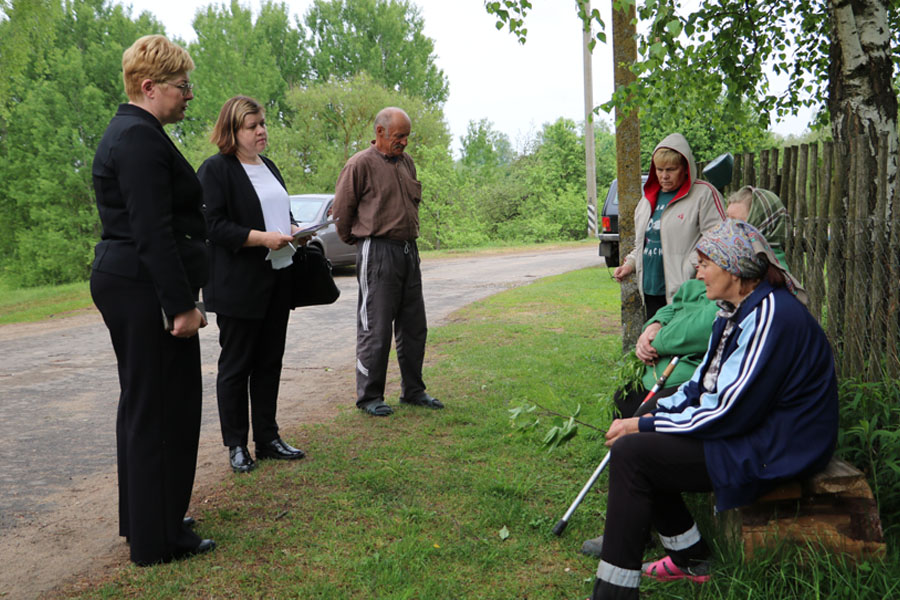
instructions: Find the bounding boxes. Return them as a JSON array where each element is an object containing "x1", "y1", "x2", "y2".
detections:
[{"x1": 828, "y1": 0, "x2": 898, "y2": 211}]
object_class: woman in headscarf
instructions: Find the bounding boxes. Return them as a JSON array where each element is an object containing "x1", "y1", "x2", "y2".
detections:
[
  {"x1": 590, "y1": 220, "x2": 837, "y2": 600},
  {"x1": 725, "y1": 185, "x2": 789, "y2": 267}
]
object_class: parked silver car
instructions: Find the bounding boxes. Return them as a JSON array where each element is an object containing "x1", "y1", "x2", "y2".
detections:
[{"x1": 289, "y1": 194, "x2": 356, "y2": 267}]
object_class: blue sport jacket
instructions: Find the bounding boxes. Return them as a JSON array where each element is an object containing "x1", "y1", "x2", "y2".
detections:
[{"x1": 639, "y1": 281, "x2": 839, "y2": 511}]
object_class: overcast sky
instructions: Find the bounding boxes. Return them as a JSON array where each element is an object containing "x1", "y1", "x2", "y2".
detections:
[{"x1": 119, "y1": 0, "x2": 810, "y2": 156}]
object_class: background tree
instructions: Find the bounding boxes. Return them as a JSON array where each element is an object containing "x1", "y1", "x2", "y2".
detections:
[
  {"x1": 488, "y1": 0, "x2": 899, "y2": 207},
  {"x1": 304, "y1": 0, "x2": 449, "y2": 105},
  {"x1": 184, "y1": 0, "x2": 298, "y2": 138},
  {"x1": 0, "y1": 0, "x2": 162, "y2": 285},
  {"x1": 636, "y1": 74, "x2": 776, "y2": 169},
  {"x1": 459, "y1": 118, "x2": 514, "y2": 175},
  {"x1": 274, "y1": 72, "x2": 450, "y2": 193}
]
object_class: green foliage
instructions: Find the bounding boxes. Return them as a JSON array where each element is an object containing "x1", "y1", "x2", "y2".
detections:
[
  {"x1": 636, "y1": 76, "x2": 777, "y2": 168},
  {"x1": 0, "y1": 0, "x2": 620, "y2": 288},
  {"x1": 304, "y1": 0, "x2": 449, "y2": 105},
  {"x1": 185, "y1": 1, "x2": 301, "y2": 137},
  {"x1": 459, "y1": 118, "x2": 514, "y2": 177},
  {"x1": 837, "y1": 378, "x2": 900, "y2": 536},
  {"x1": 0, "y1": 0, "x2": 162, "y2": 286},
  {"x1": 461, "y1": 119, "x2": 614, "y2": 243},
  {"x1": 276, "y1": 72, "x2": 450, "y2": 193},
  {"x1": 416, "y1": 144, "x2": 490, "y2": 250}
]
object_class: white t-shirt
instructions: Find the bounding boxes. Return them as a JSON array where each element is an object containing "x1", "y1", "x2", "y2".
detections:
[{"x1": 241, "y1": 162, "x2": 291, "y2": 236}]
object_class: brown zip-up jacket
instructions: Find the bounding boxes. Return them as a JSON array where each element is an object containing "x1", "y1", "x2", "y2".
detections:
[{"x1": 333, "y1": 143, "x2": 422, "y2": 244}]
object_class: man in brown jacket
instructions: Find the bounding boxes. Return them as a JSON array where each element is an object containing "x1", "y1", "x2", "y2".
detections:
[{"x1": 332, "y1": 107, "x2": 443, "y2": 416}]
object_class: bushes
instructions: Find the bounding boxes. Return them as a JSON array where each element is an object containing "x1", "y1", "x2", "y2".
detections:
[{"x1": 837, "y1": 377, "x2": 900, "y2": 542}]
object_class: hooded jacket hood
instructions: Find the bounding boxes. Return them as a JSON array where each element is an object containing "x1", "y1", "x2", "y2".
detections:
[{"x1": 644, "y1": 132, "x2": 697, "y2": 211}]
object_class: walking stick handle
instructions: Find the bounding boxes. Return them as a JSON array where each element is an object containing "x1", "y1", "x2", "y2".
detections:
[{"x1": 651, "y1": 355, "x2": 681, "y2": 391}]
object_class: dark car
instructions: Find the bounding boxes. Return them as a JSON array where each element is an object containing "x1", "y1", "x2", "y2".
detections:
[
  {"x1": 598, "y1": 175, "x2": 648, "y2": 268},
  {"x1": 289, "y1": 194, "x2": 356, "y2": 267},
  {"x1": 597, "y1": 153, "x2": 733, "y2": 268}
]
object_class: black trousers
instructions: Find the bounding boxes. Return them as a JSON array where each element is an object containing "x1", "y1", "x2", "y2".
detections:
[
  {"x1": 215, "y1": 268, "x2": 291, "y2": 448},
  {"x1": 597, "y1": 432, "x2": 712, "y2": 590},
  {"x1": 355, "y1": 237, "x2": 427, "y2": 406},
  {"x1": 612, "y1": 384, "x2": 679, "y2": 419},
  {"x1": 91, "y1": 270, "x2": 202, "y2": 565},
  {"x1": 643, "y1": 294, "x2": 667, "y2": 322}
]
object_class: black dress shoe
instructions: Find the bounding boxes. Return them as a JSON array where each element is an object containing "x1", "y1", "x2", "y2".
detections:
[
  {"x1": 175, "y1": 539, "x2": 216, "y2": 561},
  {"x1": 256, "y1": 437, "x2": 306, "y2": 460},
  {"x1": 183, "y1": 516, "x2": 196, "y2": 528},
  {"x1": 399, "y1": 392, "x2": 444, "y2": 409},
  {"x1": 229, "y1": 446, "x2": 257, "y2": 473}
]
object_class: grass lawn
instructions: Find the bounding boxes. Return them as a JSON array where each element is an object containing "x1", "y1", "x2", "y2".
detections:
[
  {"x1": 0, "y1": 280, "x2": 92, "y2": 325},
  {"x1": 62, "y1": 266, "x2": 899, "y2": 599}
]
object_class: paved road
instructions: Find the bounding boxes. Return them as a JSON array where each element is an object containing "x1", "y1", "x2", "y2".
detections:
[{"x1": 0, "y1": 245, "x2": 602, "y2": 597}]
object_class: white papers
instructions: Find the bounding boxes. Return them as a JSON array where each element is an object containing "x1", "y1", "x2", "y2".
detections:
[{"x1": 266, "y1": 244, "x2": 295, "y2": 270}]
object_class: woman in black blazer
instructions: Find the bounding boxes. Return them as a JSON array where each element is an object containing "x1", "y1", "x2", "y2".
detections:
[
  {"x1": 199, "y1": 96, "x2": 307, "y2": 473},
  {"x1": 90, "y1": 35, "x2": 214, "y2": 565}
]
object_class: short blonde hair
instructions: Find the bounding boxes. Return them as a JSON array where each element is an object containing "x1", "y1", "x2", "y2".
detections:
[
  {"x1": 210, "y1": 96, "x2": 265, "y2": 155},
  {"x1": 122, "y1": 35, "x2": 194, "y2": 101},
  {"x1": 653, "y1": 147, "x2": 686, "y2": 169}
]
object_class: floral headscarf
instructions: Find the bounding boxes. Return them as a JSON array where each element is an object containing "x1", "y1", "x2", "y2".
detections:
[{"x1": 696, "y1": 219, "x2": 808, "y2": 306}]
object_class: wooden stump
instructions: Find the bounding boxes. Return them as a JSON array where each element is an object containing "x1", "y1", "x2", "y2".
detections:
[{"x1": 721, "y1": 457, "x2": 886, "y2": 561}]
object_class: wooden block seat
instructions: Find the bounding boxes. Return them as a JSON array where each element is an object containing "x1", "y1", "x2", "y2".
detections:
[{"x1": 720, "y1": 457, "x2": 886, "y2": 561}]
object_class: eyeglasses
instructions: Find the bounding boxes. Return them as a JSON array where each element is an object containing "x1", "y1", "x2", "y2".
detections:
[{"x1": 159, "y1": 80, "x2": 194, "y2": 97}]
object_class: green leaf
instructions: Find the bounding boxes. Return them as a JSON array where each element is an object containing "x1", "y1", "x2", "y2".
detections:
[
  {"x1": 665, "y1": 19, "x2": 682, "y2": 37},
  {"x1": 499, "y1": 525, "x2": 510, "y2": 540}
]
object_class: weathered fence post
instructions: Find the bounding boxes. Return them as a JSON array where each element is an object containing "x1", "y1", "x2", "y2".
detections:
[
  {"x1": 826, "y1": 139, "x2": 846, "y2": 367},
  {"x1": 869, "y1": 132, "x2": 890, "y2": 377},
  {"x1": 742, "y1": 152, "x2": 754, "y2": 193},
  {"x1": 889, "y1": 138, "x2": 900, "y2": 378},
  {"x1": 769, "y1": 148, "x2": 780, "y2": 193},
  {"x1": 796, "y1": 144, "x2": 809, "y2": 286},
  {"x1": 811, "y1": 142, "x2": 828, "y2": 322},
  {"x1": 782, "y1": 146, "x2": 796, "y2": 267}
]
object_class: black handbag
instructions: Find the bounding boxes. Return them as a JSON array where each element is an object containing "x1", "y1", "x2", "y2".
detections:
[{"x1": 290, "y1": 246, "x2": 340, "y2": 308}]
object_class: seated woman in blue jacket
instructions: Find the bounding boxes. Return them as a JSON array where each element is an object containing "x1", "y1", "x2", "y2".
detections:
[{"x1": 590, "y1": 219, "x2": 837, "y2": 600}]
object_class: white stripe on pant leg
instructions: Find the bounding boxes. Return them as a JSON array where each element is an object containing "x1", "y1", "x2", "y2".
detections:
[
  {"x1": 356, "y1": 358, "x2": 369, "y2": 377},
  {"x1": 659, "y1": 522, "x2": 702, "y2": 551},
  {"x1": 596, "y1": 560, "x2": 641, "y2": 588},
  {"x1": 359, "y1": 237, "x2": 371, "y2": 332}
]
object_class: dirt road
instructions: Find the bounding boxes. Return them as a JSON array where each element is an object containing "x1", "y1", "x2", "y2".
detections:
[{"x1": 0, "y1": 245, "x2": 602, "y2": 598}]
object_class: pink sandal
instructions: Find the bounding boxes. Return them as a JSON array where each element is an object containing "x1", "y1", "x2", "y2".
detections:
[{"x1": 642, "y1": 555, "x2": 711, "y2": 583}]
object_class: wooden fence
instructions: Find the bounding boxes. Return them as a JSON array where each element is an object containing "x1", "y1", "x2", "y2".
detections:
[{"x1": 721, "y1": 135, "x2": 899, "y2": 381}]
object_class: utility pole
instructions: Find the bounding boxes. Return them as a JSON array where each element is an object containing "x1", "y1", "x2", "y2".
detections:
[
  {"x1": 581, "y1": 1, "x2": 598, "y2": 237},
  {"x1": 612, "y1": 0, "x2": 643, "y2": 351}
]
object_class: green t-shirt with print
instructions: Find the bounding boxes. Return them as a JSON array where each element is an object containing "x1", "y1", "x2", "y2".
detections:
[{"x1": 642, "y1": 190, "x2": 677, "y2": 296}]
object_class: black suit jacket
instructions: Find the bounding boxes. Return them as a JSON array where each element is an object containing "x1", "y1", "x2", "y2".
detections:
[
  {"x1": 198, "y1": 152, "x2": 291, "y2": 319},
  {"x1": 91, "y1": 104, "x2": 208, "y2": 315}
]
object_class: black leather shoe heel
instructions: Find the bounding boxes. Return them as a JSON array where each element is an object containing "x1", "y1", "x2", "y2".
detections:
[
  {"x1": 229, "y1": 446, "x2": 257, "y2": 473},
  {"x1": 256, "y1": 437, "x2": 305, "y2": 460}
]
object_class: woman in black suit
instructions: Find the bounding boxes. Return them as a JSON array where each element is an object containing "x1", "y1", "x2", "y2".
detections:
[
  {"x1": 199, "y1": 96, "x2": 306, "y2": 473},
  {"x1": 90, "y1": 35, "x2": 214, "y2": 565}
]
